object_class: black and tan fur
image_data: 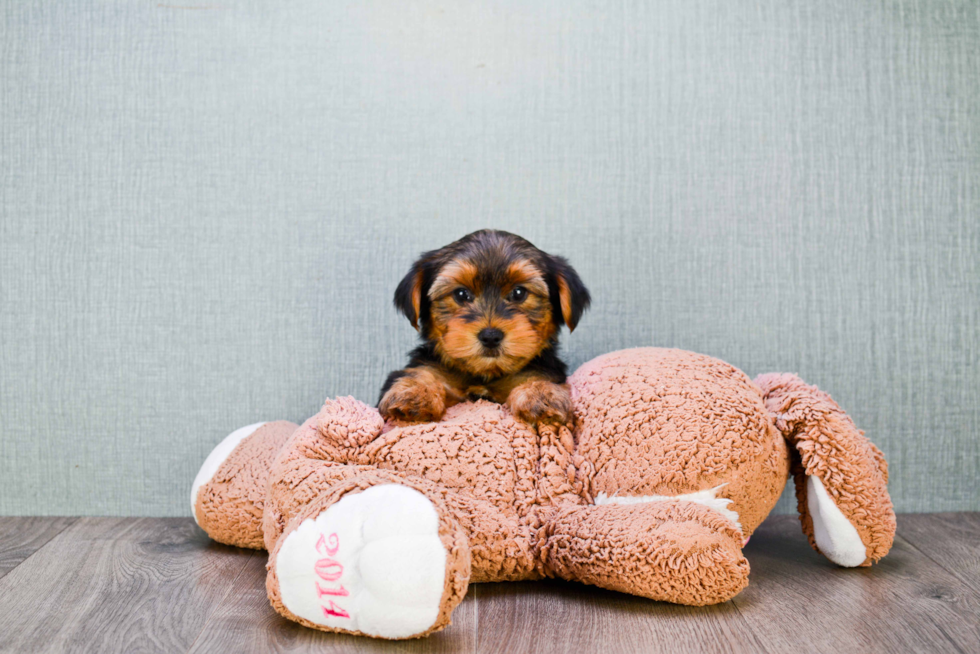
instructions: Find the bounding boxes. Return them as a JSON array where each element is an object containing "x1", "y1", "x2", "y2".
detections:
[{"x1": 379, "y1": 230, "x2": 590, "y2": 425}]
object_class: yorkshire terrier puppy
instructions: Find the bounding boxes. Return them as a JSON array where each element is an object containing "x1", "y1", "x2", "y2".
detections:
[{"x1": 379, "y1": 229, "x2": 590, "y2": 426}]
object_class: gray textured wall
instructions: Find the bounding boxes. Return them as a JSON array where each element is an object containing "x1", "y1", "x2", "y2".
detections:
[{"x1": 1, "y1": 1, "x2": 977, "y2": 517}]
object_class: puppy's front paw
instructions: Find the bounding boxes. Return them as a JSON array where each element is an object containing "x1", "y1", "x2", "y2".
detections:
[
  {"x1": 379, "y1": 371, "x2": 446, "y2": 423},
  {"x1": 506, "y1": 381, "x2": 574, "y2": 426}
]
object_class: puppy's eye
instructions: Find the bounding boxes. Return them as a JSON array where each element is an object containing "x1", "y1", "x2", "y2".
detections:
[
  {"x1": 508, "y1": 286, "x2": 527, "y2": 302},
  {"x1": 453, "y1": 288, "x2": 473, "y2": 304}
]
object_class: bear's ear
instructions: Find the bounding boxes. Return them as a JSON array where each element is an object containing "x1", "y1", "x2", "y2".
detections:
[
  {"x1": 547, "y1": 255, "x2": 591, "y2": 332},
  {"x1": 393, "y1": 260, "x2": 426, "y2": 330}
]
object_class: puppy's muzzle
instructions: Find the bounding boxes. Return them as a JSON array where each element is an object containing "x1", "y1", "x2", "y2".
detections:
[{"x1": 478, "y1": 327, "x2": 504, "y2": 349}]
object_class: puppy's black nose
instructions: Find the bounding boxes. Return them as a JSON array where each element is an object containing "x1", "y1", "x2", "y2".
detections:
[{"x1": 478, "y1": 327, "x2": 504, "y2": 348}]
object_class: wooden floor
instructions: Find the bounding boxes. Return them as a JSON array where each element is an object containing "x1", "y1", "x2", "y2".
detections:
[{"x1": 0, "y1": 514, "x2": 977, "y2": 653}]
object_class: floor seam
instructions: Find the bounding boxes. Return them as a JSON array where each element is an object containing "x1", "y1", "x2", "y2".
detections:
[
  {"x1": 0, "y1": 517, "x2": 79, "y2": 582},
  {"x1": 473, "y1": 582, "x2": 479, "y2": 654},
  {"x1": 928, "y1": 616, "x2": 966, "y2": 654},
  {"x1": 728, "y1": 597, "x2": 777, "y2": 654},
  {"x1": 184, "y1": 548, "x2": 258, "y2": 654},
  {"x1": 897, "y1": 533, "x2": 980, "y2": 600}
]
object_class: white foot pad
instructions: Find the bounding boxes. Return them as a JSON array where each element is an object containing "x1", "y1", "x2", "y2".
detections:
[
  {"x1": 276, "y1": 484, "x2": 447, "y2": 639},
  {"x1": 807, "y1": 476, "x2": 868, "y2": 567}
]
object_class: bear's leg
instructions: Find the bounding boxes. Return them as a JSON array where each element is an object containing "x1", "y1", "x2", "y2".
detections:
[
  {"x1": 540, "y1": 499, "x2": 749, "y2": 606},
  {"x1": 755, "y1": 373, "x2": 896, "y2": 567},
  {"x1": 192, "y1": 420, "x2": 299, "y2": 549},
  {"x1": 266, "y1": 473, "x2": 471, "y2": 640}
]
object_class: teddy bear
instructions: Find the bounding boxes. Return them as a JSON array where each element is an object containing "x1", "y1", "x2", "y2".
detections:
[{"x1": 191, "y1": 347, "x2": 895, "y2": 640}]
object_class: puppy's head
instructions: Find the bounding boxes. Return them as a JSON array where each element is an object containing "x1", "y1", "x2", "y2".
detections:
[{"x1": 394, "y1": 230, "x2": 590, "y2": 378}]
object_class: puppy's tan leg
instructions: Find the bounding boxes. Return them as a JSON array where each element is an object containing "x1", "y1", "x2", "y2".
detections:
[{"x1": 379, "y1": 366, "x2": 463, "y2": 423}]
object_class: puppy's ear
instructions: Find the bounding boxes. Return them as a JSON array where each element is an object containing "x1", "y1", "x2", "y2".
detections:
[
  {"x1": 394, "y1": 260, "x2": 426, "y2": 330},
  {"x1": 547, "y1": 255, "x2": 591, "y2": 332}
]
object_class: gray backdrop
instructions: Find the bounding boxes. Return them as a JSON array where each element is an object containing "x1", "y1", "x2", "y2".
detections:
[{"x1": 1, "y1": 1, "x2": 977, "y2": 517}]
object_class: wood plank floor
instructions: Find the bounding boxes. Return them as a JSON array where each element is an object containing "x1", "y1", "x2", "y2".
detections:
[{"x1": 0, "y1": 514, "x2": 976, "y2": 653}]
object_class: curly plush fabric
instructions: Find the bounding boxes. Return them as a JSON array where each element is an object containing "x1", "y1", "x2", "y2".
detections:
[
  {"x1": 541, "y1": 499, "x2": 750, "y2": 605},
  {"x1": 194, "y1": 420, "x2": 298, "y2": 549},
  {"x1": 568, "y1": 348, "x2": 789, "y2": 537},
  {"x1": 755, "y1": 373, "x2": 895, "y2": 565},
  {"x1": 191, "y1": 347, "x2": 897, "y2": 640}
]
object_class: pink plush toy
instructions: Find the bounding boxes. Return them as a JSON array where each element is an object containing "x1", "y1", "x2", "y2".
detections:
[{"x1": 191, "y1": 347, "x2": 895, "y2": 640}]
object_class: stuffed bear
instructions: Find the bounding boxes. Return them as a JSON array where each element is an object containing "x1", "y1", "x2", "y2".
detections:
[{"x1": 191, "y1": 347, "x2": 895, "y2": 640}]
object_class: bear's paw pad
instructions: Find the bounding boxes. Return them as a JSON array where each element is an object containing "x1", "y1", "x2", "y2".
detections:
[
  {"x1": 275, "y1": 484, "x2": 447, "y2": 639},
  {"x1": 807, "y1": 476, "x2": 868, "y2": 567}
]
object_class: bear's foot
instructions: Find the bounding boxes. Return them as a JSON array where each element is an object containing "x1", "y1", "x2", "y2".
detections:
[
  {"x1": 543, "y1": 499, "x2": 750, "y2": 605},
  {"x1": 270, "y1": 483, "x2": 469, "y2": 639},
  {"x1": 755, "y1": 372, "x2": 896, "y2": 567},
  {"x1": 192, "y1": 420, "x2": 298, "y2": 549},
  {"x1": 804, "y1": 476, "x2": 870, "y2": 567}
]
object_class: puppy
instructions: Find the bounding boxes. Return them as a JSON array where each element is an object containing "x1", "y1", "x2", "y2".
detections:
[{"x1": 379, "y1": 229, "x2": 590, "y2": 426}]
